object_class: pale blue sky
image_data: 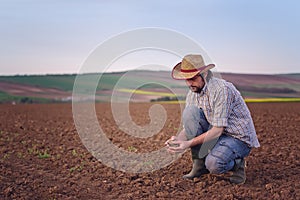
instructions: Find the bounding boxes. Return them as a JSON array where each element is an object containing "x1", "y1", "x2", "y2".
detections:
[{"x1": 0, "y1": 0, "x2": 299, "y2": 75}]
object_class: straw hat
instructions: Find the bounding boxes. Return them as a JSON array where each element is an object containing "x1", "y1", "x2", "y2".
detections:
[{"x1": 172, "y1": 54, "x2": 215, "y2": 80}]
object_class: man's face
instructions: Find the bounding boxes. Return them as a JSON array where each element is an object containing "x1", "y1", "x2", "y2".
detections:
[{"x1": 185, "y1": 74, "x2": 205, "y2": 93}]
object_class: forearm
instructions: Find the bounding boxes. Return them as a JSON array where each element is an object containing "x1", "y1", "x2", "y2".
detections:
[
  {"x1": 190, "y1": 126, "x2": 224, "y2": 147},
  {"x1": 177, "y1": 129, "x2": 187, "y2": 141},
  {"x1": 166, "y1": 127, "x2": 224, "y2": 153}
]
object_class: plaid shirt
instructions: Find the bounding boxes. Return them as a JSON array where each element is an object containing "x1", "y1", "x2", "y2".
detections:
[{"x1": 186, "y1": 77, "x2": 260, "y2": 148}]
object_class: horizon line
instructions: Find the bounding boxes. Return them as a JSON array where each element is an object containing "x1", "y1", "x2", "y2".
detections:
[{"x1": 0, "y1": 69, "x2": 299, "y2": 77}]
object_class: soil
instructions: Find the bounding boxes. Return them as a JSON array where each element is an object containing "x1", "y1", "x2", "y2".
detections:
[{"x1": 0, "y1": 102, "x2": 299, "y2": 199}]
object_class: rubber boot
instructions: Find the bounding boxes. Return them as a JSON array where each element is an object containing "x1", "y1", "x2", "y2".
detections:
[
  {"x1": 182, "y1": 158, "x2": 209, "y2": 179},
  {"x1": 229, "y1": 158, "x2": 246, "y2": 184}
]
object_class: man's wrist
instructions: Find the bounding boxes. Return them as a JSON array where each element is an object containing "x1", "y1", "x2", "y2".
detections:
[{"x1": 188, "y1": 139, "x2": 194, "y2": 148}]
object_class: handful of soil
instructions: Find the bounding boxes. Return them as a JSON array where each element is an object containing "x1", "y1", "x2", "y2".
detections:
[{"x1": 167, "y1": 139, "x2": 179, "y2": 147}]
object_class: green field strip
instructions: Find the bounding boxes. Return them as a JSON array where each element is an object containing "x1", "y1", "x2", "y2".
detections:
[
  {"x1": 245, "y1": 98, "x2": 300, "y2": 103},
  {"x1": 0, "y1": 75, "x2": 76, "y2": 91},
  {"x1": 0, "y1": 91, "x2": 54, "y2": 103}
]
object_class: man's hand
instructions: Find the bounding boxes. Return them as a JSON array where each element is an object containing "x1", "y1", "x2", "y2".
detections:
[{"x1": 165, "y1": 136, "x2": 192, "y2": 153}]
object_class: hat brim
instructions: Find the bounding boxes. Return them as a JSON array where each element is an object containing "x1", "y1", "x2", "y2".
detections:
[{"x1": 171, "y1": 62, "x2": 215, "y2": 80}]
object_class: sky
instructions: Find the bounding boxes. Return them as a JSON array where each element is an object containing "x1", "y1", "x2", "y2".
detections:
[{"x1": 0, "y1": 0, "x2": 299, "y2": 75}]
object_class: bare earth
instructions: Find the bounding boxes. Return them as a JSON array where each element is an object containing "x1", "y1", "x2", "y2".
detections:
[{"x1": 0, "y1": 102, "x2": 299, "y2": 199}]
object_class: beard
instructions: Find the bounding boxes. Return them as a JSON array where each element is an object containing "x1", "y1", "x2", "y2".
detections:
[{"x1": 189, "y1": 85, "x2": 204, "y2": 93}]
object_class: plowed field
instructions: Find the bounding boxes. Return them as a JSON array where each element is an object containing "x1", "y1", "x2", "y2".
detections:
[{"x1": 0, "y1": 102, "x2": 299, "y2": 199}]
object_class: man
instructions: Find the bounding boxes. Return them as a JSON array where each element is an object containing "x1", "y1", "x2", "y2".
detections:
[{"x1": 165, "y1": 54, "x2": 260, "y2": 184}]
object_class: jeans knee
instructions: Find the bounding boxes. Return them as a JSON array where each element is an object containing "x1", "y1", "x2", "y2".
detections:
[
  {"x1": 182, "y1": 105, "x2": 200, "y2": 123},
  {"x1": 183, "y1": 105, "x2": 209, "y2": 132},
  {"x1": 205, "y1": 155, "x2": 224, "y2": 174}
]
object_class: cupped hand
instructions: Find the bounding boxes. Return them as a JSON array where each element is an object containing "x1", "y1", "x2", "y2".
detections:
[{"x1": 165, "y1": 137, "x2": 192, "y2": 153}]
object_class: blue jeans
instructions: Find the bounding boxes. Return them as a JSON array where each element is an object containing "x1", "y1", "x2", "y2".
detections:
[{"x1": 183, "y1": 105, "x2": 251, "y2": 174}]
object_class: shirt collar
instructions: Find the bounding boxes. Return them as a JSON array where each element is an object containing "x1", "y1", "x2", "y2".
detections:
[
  {"x1": 199, "y1": 83, "x2": 208, "y2": 96},
  {"x1": 199, "y1": 75, "x2": 211, "y2": 96}
]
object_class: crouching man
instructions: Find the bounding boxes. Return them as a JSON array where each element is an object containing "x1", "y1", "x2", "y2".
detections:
[{"x1": 165, "y1": 55, "x2": 260, "y2": 184}]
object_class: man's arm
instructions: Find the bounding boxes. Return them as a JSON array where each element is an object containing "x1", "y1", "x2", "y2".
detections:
[
  {"x1": 189, "y1": 126, "x2": 224, "y2": 147},
  {"x1": 176, "y1": 129, "x2": 188, "y2": 141},
  {"x1": 167, "y1": 126, "x2": 224, "y2": 153}
]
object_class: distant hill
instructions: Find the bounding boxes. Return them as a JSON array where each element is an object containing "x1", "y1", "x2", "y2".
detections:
[
  {"x1": 221, "y1": 73, "x2": 300, "y2": 98},
  {"x1": 0, "y1": 71, "x2": 299, "y2": 103}
]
